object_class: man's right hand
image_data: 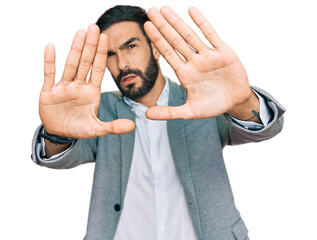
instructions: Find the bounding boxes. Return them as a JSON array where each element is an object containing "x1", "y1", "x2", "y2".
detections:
[{"x1": 39, "y1": 24, "x2": 135, "y2": 139}]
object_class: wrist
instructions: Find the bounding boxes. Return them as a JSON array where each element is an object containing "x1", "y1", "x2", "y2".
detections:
[
  {"x1": 227, "y1": 91, "x2": 262, "y2": 123},
  {"x1": 39, "y1": 128, "x2": 75, "y2": 145}
]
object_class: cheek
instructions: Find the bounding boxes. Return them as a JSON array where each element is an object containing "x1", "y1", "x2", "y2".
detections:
[{"x1": 134, "y1": 53, "x2": 151, "y2": 71}]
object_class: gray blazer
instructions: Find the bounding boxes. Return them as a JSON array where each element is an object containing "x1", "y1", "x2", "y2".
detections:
[{"x1": 32, "y1": 80, "x2": 285, "y2": 240}]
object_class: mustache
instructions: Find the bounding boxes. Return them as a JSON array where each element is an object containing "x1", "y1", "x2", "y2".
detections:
[{"x1": 116, "y1": 69, "x2": 143, "y2": 82}]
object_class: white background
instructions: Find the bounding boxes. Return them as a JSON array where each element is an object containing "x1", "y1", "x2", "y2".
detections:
[{"x1": 0, "y1": 0, "x2": 316, "y2": 239}]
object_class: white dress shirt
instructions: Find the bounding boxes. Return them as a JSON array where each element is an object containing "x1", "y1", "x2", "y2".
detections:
[
  {"x1": 113, "y1": 80, "x2": 198, "y2": 240},
  {"x1": 41, "y1": 78, "x2": 271, "y2": 240}
]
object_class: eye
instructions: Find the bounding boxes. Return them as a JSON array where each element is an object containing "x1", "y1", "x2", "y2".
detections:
[
  {"x1": 107, "y1": 51, "x2": 116, "y2": 57},
  {"x1": 128, "y1": 44, "x2": 136, "y2": 49}
]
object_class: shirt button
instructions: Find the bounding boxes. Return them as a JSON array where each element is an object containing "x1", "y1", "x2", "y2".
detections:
[
  {"x1": 114, "y1": 204, "x2": 121, "y2": 212},
  {"x1": 188, "y1": 202, "x2": 195, "y2": 207},
  {"x1": 160, "y1": 225, "x2": 165, "y2": 231}
]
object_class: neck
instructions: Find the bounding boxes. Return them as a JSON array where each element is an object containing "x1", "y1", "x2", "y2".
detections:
[{"x1": 134, "y1": 71, "x2": 165, "y2": 108}]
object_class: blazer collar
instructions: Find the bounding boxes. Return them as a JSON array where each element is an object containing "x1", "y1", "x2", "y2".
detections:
[
  {"x1": 167, "y1": 78, "x2": 186, "y2": 106},
  {"x1": 115, "y1": 100, "x2": 136, "y2": 203}
]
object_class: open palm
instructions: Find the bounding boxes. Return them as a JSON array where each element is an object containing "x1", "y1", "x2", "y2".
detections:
[
  {"x1": 144, "y1": 7, "x2": 254, "y2": 120},
  {"x1": 40, "y1": 25, "x2": 134, "y2": 139}
]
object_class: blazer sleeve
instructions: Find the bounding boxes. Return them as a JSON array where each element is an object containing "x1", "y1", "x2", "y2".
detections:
[
  {"x1": 216, "y1": 86, "x2": 286, "y2": 147},
  {"x1": 31, "y1": 124, "x2": 97, "y2": 169}
]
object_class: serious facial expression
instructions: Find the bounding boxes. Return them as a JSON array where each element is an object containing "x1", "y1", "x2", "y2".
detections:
[{"x1": 104, "y1": 21, "x2": 159, "y2": 99}]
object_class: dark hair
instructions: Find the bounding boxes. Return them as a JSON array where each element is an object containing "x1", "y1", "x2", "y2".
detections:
[{"x1": 96, "y1": 5, "x2": 151, "y2": 45}]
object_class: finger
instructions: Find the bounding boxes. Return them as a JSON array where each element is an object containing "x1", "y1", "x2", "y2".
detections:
[
  {"x1": 61, "y1": 30, "x2": 86, "y2": 84},
  {"x1": 188, "y1": 7, "x2": 226, "y2": 50},
  {"x1": 89, "y1": 32, "x2": 108, "y2": 87},
  {"x1": 98, "y1": 119, "x2": 135, "y2": 136},
  {"x1": 160, "y1": 6, "x2": 209, "y2": 54},
  {"x1": 144, "y1": 21, "x2": 184, "y2": 72},
  {"x1": 43, "y1": 43, "x2": 56, "y2": 90},
  {"x1": 75, "y1": 24, "x2": 100, "y2": 84},
  {"x1": 145, "y1": 104, "x2": 196, "y2": 120},
  {"x1": 147, "y1": 7, "x2": 195, "y2": 61}
]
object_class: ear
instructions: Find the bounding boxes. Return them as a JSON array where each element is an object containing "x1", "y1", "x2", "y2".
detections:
[{"x1": 151, "y1": 43, "x2": 160, "y2": 60}]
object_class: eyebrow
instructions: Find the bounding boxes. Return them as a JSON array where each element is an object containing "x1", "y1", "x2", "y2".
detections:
[
  {"x1": 119, "y1": 37, "x2": 141, "y2": 49},
  {"x1": 107, "y1": 37, "x2": 141, "y2": 56}
]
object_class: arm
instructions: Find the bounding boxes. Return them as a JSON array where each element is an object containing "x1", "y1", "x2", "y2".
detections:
[
  {"x1": 217, "y1": 87, "x2": 285, "y2": 147},
  {"x1": 31, "y1": 125, "x2": 97, "y2": 169}
]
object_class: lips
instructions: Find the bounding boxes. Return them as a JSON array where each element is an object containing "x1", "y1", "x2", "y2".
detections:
[{"x1": 121, "y1": 74, "x2": 137, "y2": 85}]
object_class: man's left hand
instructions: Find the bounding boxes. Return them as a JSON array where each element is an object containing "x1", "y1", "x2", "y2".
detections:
[{"x1": 144, "y1": 7, "x2": 260, "y2": 121}]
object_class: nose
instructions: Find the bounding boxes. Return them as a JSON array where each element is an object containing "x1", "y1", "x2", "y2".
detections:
[{"x1": 117, "y1": 54, "x2": 129, "y2": 71}]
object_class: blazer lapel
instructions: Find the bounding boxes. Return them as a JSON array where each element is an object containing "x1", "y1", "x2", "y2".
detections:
[
  {"x1": 166, "y1": 80, "x2": 194, "y2": 196},
  {"x1": 115, "y1": 100, "x2": 136, "y2": 203},
  {"x1": 167, "y1": 81, "x2": 203, "y2": 238}
]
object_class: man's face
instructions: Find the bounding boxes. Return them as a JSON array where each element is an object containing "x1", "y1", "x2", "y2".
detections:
[{"x1": 104, "y1": 21, "x2": 159, "y2": 99}]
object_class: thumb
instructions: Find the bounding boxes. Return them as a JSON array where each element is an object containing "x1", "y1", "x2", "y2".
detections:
[
  {"x1": 98, "y1": 119, "x2": 135, "y2": 135},
  {"x1": 145, "y1": 105, "x2": 195, "y2": 120}
]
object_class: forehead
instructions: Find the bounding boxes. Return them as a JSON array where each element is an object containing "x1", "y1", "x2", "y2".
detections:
[{"x1": 103, "y1": 21, "x2": 147, "y2": 47}]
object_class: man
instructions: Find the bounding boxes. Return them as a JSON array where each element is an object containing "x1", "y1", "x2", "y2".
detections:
[{"x1": 31, "y1": 5, "x2": 285, "y2": 240}]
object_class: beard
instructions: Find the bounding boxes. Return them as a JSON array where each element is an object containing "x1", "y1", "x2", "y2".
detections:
[{"x1": 112, "y1": 52, "x2": 159, "y2": 100}]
